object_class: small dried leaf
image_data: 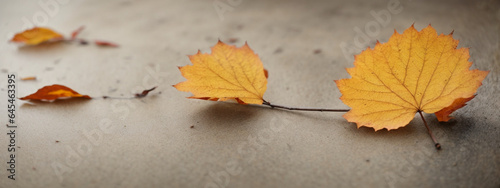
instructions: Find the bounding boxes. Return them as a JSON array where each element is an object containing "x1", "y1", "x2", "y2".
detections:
[
  {"x1": 10, "y1": 27, "x2": 64, "y2": 45},
  {"x1": 20, "y1": 84, "x2": 91, "y2": 101}
]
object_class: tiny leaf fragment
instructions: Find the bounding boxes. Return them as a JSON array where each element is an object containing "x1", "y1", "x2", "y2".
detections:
[
  {"x1": 135, "y1": 87, "x2": 157, "y2": 98},
  {"x1": 95, "y1": 40, "x2": 119, "y2": 47}
]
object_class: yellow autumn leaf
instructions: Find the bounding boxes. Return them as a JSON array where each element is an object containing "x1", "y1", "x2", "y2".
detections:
[
  {"x1": 10, "y1": 27, "x2": 64, "y2": 45},
  {"x1": 335, "y1": 25, "x2": 488, "y2": 131},
  {"x1": 174, "y1": 41, "x2": 268, "y2": 104}
]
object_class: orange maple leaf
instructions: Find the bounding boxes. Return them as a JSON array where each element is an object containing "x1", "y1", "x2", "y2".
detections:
[
  {"x1": 174, "y1": 41, "x2": 268, "y2": 105},
  {"x1": 10, "y1": 27, "x2": 64, "y2": 45},
  {"x1": 335, "y1": 25, "x2": 488, "y2": 131},
  {"x1": 20, "y1": 84, "x2": 91, "y2": 101}
]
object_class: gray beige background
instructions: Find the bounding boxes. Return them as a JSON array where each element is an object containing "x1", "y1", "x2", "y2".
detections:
[{"x1": 1, "y1": 0, "x2": 499, "y2": 187}]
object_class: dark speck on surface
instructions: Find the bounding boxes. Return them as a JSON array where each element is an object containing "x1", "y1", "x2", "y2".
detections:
[
  {"x1": 228, "y1": 38, "x2": 238, "y2": 43},
  {"x1": 236, "y1": 24, "x2": 244, "y2": 30}
]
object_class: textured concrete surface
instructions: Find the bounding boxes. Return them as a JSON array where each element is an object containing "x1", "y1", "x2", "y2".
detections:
[{"x1": 1, "y1": 0, "x2": 499, "y2": 187}]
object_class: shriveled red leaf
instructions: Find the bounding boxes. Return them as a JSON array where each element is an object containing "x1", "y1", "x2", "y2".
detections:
[
  {"x1": 71, "y1": 26, "x2": 85, "y2": 40},
  {"x1": 95, "y1": 40, "x2": 119, "y2": 47},
  {"x1": 135, "y1": 87, "x2": 157, "y2": 98}
]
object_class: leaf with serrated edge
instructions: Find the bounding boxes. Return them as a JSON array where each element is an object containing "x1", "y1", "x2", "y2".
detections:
[
  {"x1": 335, "y1": 25, "x2": 488, "y2": 131},
  {"x1": 174, "y1": 41, "x2": 268, "y2": 104}
]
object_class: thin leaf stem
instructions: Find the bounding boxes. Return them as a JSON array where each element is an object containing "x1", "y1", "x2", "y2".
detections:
[
  {"x1": 96, "y1": 87, "x2": 158, "y2": 100},
  {"x1": 262, "y1": 100, "x2": 349, "y2": 112},
  {"x1": 418, "y1": 111, "x2": 441, "y2": 150},
  {"x1": 100, "y1": 96, "x2": 135, "y2": 99}
]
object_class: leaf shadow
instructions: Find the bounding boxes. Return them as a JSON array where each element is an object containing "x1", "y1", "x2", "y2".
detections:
[
  {"x1": 435, "y1": 119, "x2": 459, "y2": 129},
  {"x1": 255, "y1": 105, "x2": 419, "y2": 140},
  {"x1": 192, "y1": 102, "x2": 421, "y2": 143},
  {"x1": 192, "y1": 102, "x2": 260, "y2": 129},
  {"x1": 20, "y1": 98, "x2": 91, "y2": 108},
  {"x1": 15, "y1": 41, "x2": 69, "y2": 54},
  {"x1": 348, "y1": 122, "x2": 417, "y2": 138},
  {"x1": 429, "y1": 115, "x2": 477, "y2": 139}
]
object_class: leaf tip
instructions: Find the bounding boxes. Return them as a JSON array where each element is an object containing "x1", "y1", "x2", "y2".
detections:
[
  {"x1": 435, "y1": 95, "x2": 475, "y2": 122},
  {"x1": 235, "y1": 98, "x2": 247, "y2": 104}
]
